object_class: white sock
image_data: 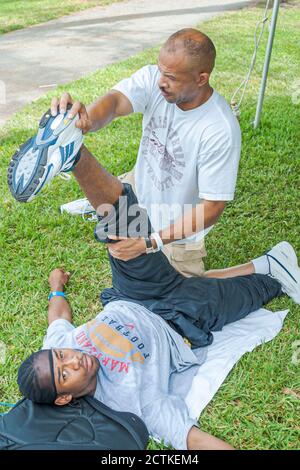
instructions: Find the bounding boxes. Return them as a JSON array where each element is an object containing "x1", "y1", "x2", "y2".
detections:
[{"x1": 252, "y1": 255, "x2": 270, "y2": 275}]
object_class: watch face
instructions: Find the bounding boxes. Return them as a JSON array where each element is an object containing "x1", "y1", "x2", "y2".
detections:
[{"x1": 145, "y1": 237, "x2": 152, "y2": 249}]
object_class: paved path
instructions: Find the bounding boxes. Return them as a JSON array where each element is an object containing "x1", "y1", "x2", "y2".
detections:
[{"x1": 0, "y1": 0, "x2": 251, "y2": 126}]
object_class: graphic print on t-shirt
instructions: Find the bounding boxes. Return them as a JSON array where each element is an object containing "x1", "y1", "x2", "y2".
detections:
[
  {"x1": 141, "y1": 115, "x2": 185, "y2": 191},
  {"x1": 75, "y1": 315, "x2": 150, "y2": 374}
]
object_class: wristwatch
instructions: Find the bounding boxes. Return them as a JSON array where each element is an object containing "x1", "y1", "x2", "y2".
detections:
[
  {"x1": 145, "y1": 236, "x2": 159, "y2": 255},
  {"x1": 48, "y1": 291, "x2": 67, "y2": 301}
]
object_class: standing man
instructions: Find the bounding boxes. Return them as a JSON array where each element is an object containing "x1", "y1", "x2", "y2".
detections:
[{"x1": 51, "y1": 28, "x2": 241, "y2": 277}]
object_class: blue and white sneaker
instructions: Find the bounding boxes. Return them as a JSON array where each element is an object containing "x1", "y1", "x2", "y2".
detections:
[
  {"x1": 266, "y1": 241, "x2": 300, "y2": 304},
  {"x1": 7, "y1": 107, "x2": 83, "y2": 202}
]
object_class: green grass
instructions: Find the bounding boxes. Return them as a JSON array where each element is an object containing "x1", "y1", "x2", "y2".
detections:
[
  {"x1": 0, "y1": 4, "x2": 300, "y2": 450},
  {"x1": 0, "y1": 0, "x2": 125, "y2": 35}
]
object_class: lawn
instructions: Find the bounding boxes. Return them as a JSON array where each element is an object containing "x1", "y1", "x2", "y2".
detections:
[
  {"x1": 0, "y1": 0, "x2": 125, "y2": 35},
  {"x1": 0, "y1": 3, "x2": 299, "y2": 450}
]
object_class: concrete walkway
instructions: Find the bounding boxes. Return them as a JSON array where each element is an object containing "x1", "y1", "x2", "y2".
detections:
[{"x1": 0, "y1": 0, "x2": 251, "y2": 126}]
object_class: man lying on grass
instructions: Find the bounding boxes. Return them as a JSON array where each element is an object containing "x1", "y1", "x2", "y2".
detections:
[{"x1": 12, "y1": 137, "x2": 300, "y2": 450}]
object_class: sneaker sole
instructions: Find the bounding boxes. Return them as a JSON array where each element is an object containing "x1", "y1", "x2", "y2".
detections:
[
  {"x1": 7, "y1": 105, "x2": 80, "y2": 203},
  {"x1": 7, "y1": 137, "x2": 49, "y2": 203}
]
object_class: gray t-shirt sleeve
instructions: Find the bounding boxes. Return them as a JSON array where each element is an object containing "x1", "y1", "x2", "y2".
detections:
[
  {"x1": 142, "y1": 394, "x2": 198, "y2": 450},
  {"x1": 42, "y1": 319, "x2": 75, "y2": 349}
]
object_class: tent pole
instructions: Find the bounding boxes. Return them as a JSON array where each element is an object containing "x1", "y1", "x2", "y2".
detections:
[{"x1": 253, "y1": 0, "x2": 281, "y2": 129}]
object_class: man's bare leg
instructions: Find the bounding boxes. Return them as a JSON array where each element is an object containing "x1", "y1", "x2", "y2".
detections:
[
  {"x1": 204, "y1": 262, "x2": 255, "y2": 279},
  {"x1": 72, "y1": 145, "x2": 123, "y2": 212}
]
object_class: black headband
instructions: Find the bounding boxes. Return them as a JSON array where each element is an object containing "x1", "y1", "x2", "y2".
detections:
[
  {"x1": 48, "y1": 349, "x2": 57, "y2": 398},
  {"x1": 17, "y1": 349, "x2": 58, "y2": 404}
]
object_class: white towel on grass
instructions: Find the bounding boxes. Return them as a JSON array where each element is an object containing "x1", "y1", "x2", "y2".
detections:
[{"x1": 185, "y1": 308, "x2": 289, "y2": 419}]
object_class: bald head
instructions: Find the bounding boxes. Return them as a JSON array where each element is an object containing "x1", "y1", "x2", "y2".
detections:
[{"x1": 162, "y1": 28, "x2": 216, "y2": 74}]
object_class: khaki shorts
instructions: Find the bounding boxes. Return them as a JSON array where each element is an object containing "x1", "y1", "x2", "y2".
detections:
[{"x1": 118, "y1": 169, "x2": 206, "y2": 278}]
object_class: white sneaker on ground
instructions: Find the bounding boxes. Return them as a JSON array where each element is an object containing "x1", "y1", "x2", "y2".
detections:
[
  {"x1": 266, "y1": 241, "x2": 300, "y2": 304},
  {"x1": 60, "y1": 198, "x2": 97, "y2": 222},
  {"x1": 7, "y1": 106, "x2": 83, "y2": 202}
]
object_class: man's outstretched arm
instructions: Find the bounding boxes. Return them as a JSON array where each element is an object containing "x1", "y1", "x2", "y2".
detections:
[
  {"x1": 48, "y1": 269, "x2": 72, "y2": 325},
  {"x1": 187, "y1": 426, "x2": 234, "y2": 450},
  {"x1": 51, "y1": 90, "x2": 133, "y2": 134},
  {"x1": 107, "y1": 200, "x2": 227, "y2": 261},
  {"x1": 143, "y1": 395, "x2": 234, "y2": 451}
]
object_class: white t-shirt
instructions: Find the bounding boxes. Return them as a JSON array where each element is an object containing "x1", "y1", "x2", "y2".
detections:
[{"x1": 113, "y1": 65, "x2": 241, "y2": 242}]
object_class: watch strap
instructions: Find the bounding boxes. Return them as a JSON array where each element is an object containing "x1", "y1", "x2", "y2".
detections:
[{"x1": 48, "y1": 291, "x2": 66, "y2": 301}]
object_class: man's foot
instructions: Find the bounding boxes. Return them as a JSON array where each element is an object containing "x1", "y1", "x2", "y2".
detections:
[
  {"x1": 7, "y1": 107, "x2": 83, "y2": 202},
  {"x1": 266, "y1": 241, "x2": 300, "y2": 304}
]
